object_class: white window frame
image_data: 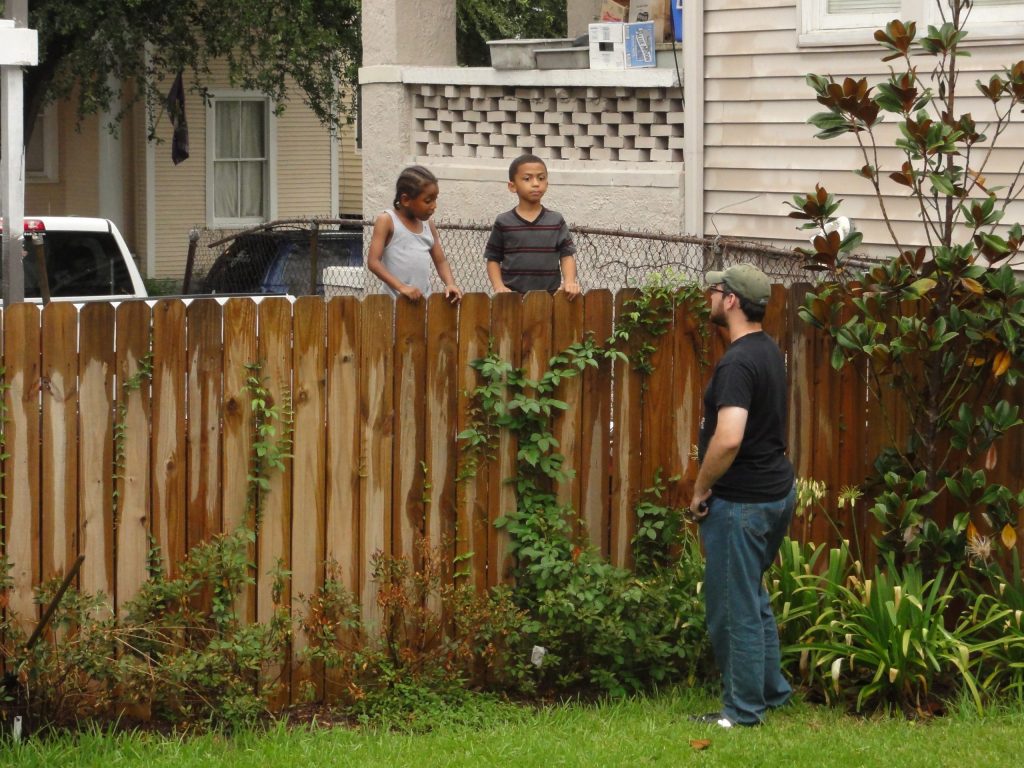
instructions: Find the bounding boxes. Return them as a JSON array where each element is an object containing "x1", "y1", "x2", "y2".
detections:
[
  {"x1": 26, "y1": 102, "x2": 59, "y2": 182},
  {"x1": 205, "y1": 91, "x2": 277, "y2": 228},
  {"x1": 799, "y1": 0, "x2": 1024, "y2": 47}
]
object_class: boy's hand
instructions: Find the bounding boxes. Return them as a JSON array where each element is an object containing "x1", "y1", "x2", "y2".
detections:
[
  {"x1": 492, "y1": 284, "x2": 512, "y2": 294},
  {"x1": 444, "y1": 284, "x2": 463, "y2": 304},
  {"x1": 399, "y1": 284, "x2": 423, "y2": 301},
  {"x1": 560, "y1": 280, "x2": 581, "y2": 300}
]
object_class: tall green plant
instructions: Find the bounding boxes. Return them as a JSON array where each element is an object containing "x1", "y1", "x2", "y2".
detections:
[{"x1": 789, "y1": 0, "x2": 1024, "y2": 570}]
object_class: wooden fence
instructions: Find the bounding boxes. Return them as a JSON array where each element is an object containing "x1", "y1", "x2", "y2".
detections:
[{"x1": 1, "y1": 288, "x2": 1021, "y2": 686}]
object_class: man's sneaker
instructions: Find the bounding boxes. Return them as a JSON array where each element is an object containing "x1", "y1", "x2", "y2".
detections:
[{"x1": 688, "y1": 711, "x2": 734, "y2": 729}]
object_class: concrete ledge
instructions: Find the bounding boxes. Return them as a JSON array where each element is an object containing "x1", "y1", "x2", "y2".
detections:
[{"x1": 360, "y1": 64, "x2": 679, "y2": 88}]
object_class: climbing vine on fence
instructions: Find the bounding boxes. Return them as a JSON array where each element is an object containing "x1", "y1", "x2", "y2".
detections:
[{"x1": 457, "y1": 274, "x2": 713, "y2": 694}]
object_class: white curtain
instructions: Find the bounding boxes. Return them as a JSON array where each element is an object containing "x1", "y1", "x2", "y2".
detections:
[{"x1": 214, "y1": 100, "x2": 265, "y2": 219}]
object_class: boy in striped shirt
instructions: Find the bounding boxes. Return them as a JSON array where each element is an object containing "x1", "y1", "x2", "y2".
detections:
[{"x1": 485, "y1": 154, "x2": 581, "y2": 298}]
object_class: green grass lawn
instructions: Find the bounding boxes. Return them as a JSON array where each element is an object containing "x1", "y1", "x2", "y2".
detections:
[{"x1": 5, "y1": 688, "x2": 1024, "y2": 768}]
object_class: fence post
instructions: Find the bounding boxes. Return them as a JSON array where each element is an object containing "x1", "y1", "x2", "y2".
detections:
[
  {"x1": 309, "y1": 220, "x2": 320, "y2": 295},
  {"x1": 182, "y1": 228, "x2": 199, "y2": 294}
]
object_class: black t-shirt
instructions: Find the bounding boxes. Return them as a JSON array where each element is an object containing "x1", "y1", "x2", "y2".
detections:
[{"x1": 697, "y1": 331, "x2": 794, "y2": 502}]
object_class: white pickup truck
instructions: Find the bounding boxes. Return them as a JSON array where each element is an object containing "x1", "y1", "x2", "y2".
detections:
[{"x1": 1, "y1": 216, "x2": 147, "y2": 303}]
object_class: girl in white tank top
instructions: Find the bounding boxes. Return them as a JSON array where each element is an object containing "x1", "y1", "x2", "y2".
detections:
[{"x1": 366, "y1": 166, "x2": 463, "y2": 303}]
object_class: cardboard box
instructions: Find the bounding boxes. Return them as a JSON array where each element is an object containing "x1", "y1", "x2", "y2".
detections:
[
  {"x1": 629, "y1": 0, "x2": 673, "y2": 43},
  {"x1": 588, "y1": 21, "x2": 657, "y2": 70},
  {"x1": 600, "y1": 0, "x2": 629, "y2": 22},
  {"x1": 624, "y1": 21, "x2": 657, "y2": 68}
]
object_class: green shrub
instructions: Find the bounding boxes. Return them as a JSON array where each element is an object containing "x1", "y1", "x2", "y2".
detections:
[
  {"x1": 298, "y1": 540, "x2": 534, "y2": 717},
  {"x1": 0, "y1": 528, "x2": 291, "y2": 731},
  {"x1": 788, "y1": 556, "x2": 978, "y2": 713},
  {"x1": 958, "y1": 550, "x2": 1024, "y2": 701}
]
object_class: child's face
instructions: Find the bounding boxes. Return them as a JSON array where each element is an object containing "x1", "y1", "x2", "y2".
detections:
[
  {"x1": 401, "y1": 182, "x2": 439, "y2": 221},
  {"x1": 508, "y1": 163, "x2": 548, "y2": 204}
]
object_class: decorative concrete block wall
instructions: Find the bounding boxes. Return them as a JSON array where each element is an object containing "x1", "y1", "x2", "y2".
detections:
[{"x1": 411, "y1": 84, "x2": 684, "y2": 163}]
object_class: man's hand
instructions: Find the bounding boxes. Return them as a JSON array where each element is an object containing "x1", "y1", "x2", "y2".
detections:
[{"x1": 687, "y1": 488, "x2": 712, "y2": 522}]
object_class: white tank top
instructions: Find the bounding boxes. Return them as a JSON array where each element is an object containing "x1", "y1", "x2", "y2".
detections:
[{"x1": 378, "y1": 209, "x2": 433, "y2": 297}]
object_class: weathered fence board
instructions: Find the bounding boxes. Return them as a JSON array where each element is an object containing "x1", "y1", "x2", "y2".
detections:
[
  {"x1": 186, "y1": 300, "x2": 224, "y2": 549},
  {"x1": 392, "y1": 298, "x2": 426, "y2": 572},
  {"x1": 3, "y1": 304, "x2": 41, "y2": 628},
  {"x1": 291, "y1": 296, "x2": 327, "y2": 701},
  {"x1": 221, "y1": 298, "x2": 258, "y2": 622},
  {"x1": 424, "y1": 295, "x2": 459, "y2": 609},
  {"x1": 115, "y1": 301, "x2": 153, "y2": 610},
  {"x1": 610, "y1": 290, "x2": 642, "y2": 569},
  {"x1": 488, "y1": 292, "x2": 521, "y2": 587},
  {"x1": 150, "y1": 301, "x2": 187, "y2": 579},
  {"x1": 455, "y1": 293, "x2": 490, "y2": 593},
  {"x1": 552, "y1": 293, "x2": 584, "y2": 518},
  {"x1": 579, "y1": 290, "x2": 613, "y2": 555},
  {"x1": 358, "y1": 295, "x2": 394, "y2": 626},
  {"x1": 41, "y1": 302, "x2": 78, "y2": 587},
  {"x1": 257, "y1": 296, "x2": 293, "y2": 707},
  {"x1": 78, "y1": 302, "x2": 114, "y2": 605}
]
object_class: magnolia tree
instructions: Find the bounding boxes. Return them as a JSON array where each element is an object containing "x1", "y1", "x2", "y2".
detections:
[{"x1": 788, "y1": 0, "x2": 1024, "y2": 570}]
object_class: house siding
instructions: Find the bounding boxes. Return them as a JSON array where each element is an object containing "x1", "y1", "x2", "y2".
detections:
[
  {"x1": 276, "y1": 100, "x2": 333, "y2": 218},
  {"x1": 150, "y1": 82, "x2": 206, "y2": 280},
  {"x1": 704, "y1": 0, "x2": 1024, "y2": 253},
  {"x1": 339, "y1": 121, "x2": 362, "y2": 217}
]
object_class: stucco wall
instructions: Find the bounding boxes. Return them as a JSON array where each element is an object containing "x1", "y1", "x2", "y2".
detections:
[{"x1": 361, "y1": 67, "x2": 686, "y2": 234}]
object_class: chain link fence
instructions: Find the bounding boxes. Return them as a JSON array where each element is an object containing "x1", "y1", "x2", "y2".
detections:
[{"x1": 182, "y1": 217, "x2": 820, "y2": 298}]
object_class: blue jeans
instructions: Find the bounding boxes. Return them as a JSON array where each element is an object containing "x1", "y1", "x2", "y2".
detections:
[{"x1": 699, "y1": 486, "x2": 796, "y2": 725}]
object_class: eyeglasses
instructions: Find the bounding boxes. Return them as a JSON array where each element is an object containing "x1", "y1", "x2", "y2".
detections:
[{"x1": 707, "y1": 285, "x2": 733, "y2": 297}]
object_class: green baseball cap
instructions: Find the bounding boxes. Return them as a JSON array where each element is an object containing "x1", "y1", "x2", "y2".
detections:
[{"x1": 705, "y1": 263, "x2": 771, "y2": 306}]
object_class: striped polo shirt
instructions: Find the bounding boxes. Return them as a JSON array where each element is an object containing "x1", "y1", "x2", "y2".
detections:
[{"x1": 484, "y1": 207, "x2": 576, "y2": 293}]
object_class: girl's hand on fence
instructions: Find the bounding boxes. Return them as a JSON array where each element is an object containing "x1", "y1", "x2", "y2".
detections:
[
  {"x1": 399, "y1": 284, "x2": 424, "y2": 301},
  {"x1": 493, "y1": 284, "x2": 513, "y2": 294},
  {"x1": 444, "y1": 284, "x2": 463, "y2": 304}
]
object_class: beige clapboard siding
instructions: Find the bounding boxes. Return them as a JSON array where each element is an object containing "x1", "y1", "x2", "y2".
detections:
[
  {"x1": 339, "y1": 121, "x2": 363, "y2": 216},
  {"x1": 704, "y1": 0, "x2": 1024, "y2": 248},
  {"x1": 151, "y1": 83, "x2": 207, "y2": 279},
  {"x1": 276, "y1": 99, "x2": 333, "y2": 218}
]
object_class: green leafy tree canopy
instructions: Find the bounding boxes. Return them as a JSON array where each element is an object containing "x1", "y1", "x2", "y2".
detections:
[{"x1": 4, "y1": 0, "x2": 360, "y2": 141}]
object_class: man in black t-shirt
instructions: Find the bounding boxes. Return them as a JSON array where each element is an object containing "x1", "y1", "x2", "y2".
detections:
[{"x1": 687, "y1": 263, "x2": 796, "y2": 729}]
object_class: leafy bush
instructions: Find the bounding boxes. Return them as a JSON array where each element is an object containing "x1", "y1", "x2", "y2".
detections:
[
  {"x1": 0, "y1": 528, "x2": 292, "y2": 731},
  {"x1": 299, "y1": 540, "x2": 534, "y2": 718}
]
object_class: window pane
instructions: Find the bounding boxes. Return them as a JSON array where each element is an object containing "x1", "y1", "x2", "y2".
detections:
[
  {"x1": 239, "y1": 161, "x2": 264, "y2": 218},
  {"x1": 827, "y1": 0, "x2": 898, "y2": 11},
  {"x1": 214, "y1": 162, "x2": 239, "y2": 218},
  {"x1": 216, "y1": 101, "x2": 240, "y2": 159},
  {"x1": 240, "y1": 102, "x2": 265, "y2": 158}
]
